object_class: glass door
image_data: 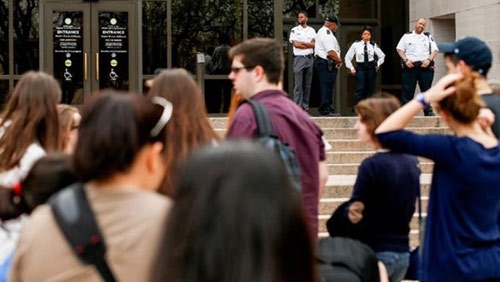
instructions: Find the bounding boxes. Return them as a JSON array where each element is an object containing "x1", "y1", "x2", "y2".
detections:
[{"x1": 41, "y1": 1, "x2": 138, "y2": 105}]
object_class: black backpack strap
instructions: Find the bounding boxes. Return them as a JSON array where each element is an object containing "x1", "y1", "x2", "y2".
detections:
[
  {"x1": 50, "y1": 183, "x2": 117, "y2": 282},
  {"x1": 424, "y1": 32, "x2": 432, "y2": 55},
  {"x1": 242, "y1": 99, "x2": 275, "y2": 137}
]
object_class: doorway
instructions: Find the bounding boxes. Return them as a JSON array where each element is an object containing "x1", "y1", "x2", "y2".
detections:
[{"x1": 40, "y1": 0, "x2": 139, "y2": 105}]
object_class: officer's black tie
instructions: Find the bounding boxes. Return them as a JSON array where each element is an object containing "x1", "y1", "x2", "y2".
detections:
[{"x1": 364, "y1": 42, "x2": 368, "y2": 63}]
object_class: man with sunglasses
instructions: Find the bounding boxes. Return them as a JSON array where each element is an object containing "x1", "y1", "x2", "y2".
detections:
[{"x1": 226, "y1": 38, "x2": 327, "y2": 237}]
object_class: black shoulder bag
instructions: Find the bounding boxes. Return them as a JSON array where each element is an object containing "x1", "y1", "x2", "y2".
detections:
[
  {"x1": 242, "y1": 99, "x2": 302, "y2": 193},
  {"x1": 49, "y1": 183, "x2": 117, "y2": 282}
]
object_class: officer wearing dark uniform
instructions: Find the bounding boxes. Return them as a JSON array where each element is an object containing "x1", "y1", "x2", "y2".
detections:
[
  {"x1": 396, "y1": 18, "x2": 438, "y2": 116},
  {"x1": 345, "y1": 25, "x2": 385, "y2": 105},
  {"x1": 314, "y1": 15, "x2": 342, "y2": 116}
]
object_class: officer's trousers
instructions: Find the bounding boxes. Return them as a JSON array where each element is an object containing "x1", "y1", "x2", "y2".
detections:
[
  {"x1": 354, "y1": 64, "x2": 376, "y2": 105},
  {"x1": 401, "y1": 65, "x2": 434, "y2": 115},
  {"x1": 293, "y1": 56, "x2": 314, "y2": 110},
  {"x1": 315, "y1": 58, "x2": 337, "y2": 115}
]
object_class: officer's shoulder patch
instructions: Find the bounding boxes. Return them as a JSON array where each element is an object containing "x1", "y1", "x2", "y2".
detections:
[
  {"x1": 326, "y1": 30, "x2": 331, "y2": 35},
  {"x1": 291, "y1": 29, "x2": 295, "y2": 33}
]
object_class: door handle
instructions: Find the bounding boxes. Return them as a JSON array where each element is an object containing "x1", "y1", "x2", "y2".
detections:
[
  {"x1": 84, "y1": 53, "x2": 88, "y2": 81},
  {"x1": 95, "y1": 53, "x2": 99, "y2": 81}
]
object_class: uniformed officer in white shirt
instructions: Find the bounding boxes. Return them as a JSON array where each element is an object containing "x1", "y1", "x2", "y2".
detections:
[
  {"x1": 396, "y1": 18, "x2": 438, "y2": 115},
  {"x1": 314, "y1": 15, "x2": 342, "y2": 116},
  {"x1": 345, "y1": 25, "x2": 385, "y2": 105},
  {"x1": 289, "y1": 11, "x2": 316, "y2": 111}
]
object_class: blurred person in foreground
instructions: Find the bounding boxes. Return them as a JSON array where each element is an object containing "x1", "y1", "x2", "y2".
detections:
[
  {"x1": 0, "y1": 71, "x2": 61, "y2": 264},
  {"x1": 438, "y1": 36, "x2": 500, "y2": 138},
  {"x1": 9, "y1": 92, "x2": 173, "y2": 282},
  {"x1": 375, "y1": 73, "x2": 500, "y2": 282},
  {"x1": 152, "y1": 141, "x2": 315, "y2": 282}
]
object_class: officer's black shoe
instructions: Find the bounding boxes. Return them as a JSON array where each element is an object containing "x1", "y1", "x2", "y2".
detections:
[{"x1": 424, "y1": 111, "x2": 435, "y2": 116}]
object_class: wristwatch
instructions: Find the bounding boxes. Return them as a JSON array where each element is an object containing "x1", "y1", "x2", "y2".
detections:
[{"x1": 415, "y1": 93, "x2": 429, "y2": 107}]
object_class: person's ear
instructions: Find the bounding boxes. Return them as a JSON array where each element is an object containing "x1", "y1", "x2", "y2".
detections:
[
  {"x1": 146, "y1": 142, "x2": 164, "y2": 173},
  {"x1": 440, "y1": 108, "x2": 451, "y2": 123},
  {"x1": 253, "y1": 65, "x2": 266, "y2": 82},
  {"x1": 457, "y1": 60, "x2": 472, "y2": 74}
]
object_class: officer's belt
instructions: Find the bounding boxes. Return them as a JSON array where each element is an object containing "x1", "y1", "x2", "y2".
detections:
[
  {"x1": 357, "y1": 61, "x2": 376, "y2": 67},
  {"x1": 294, "y1": 54, "x2": 313, "y2": 59}
]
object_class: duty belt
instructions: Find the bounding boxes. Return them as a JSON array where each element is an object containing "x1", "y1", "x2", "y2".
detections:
[{"x1": 295, "y1": 54, "x2": 313, "y2": 59}]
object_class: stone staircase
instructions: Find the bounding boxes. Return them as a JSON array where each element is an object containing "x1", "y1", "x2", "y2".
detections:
[{"x1": 209, "y1": 116, "x2": 449, "y2": 247}]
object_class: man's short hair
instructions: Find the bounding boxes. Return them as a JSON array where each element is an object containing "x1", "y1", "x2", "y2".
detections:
[
  {"x1": 298, "y1": 11, "x2": 308, "y2": 17},
  {"x1": 228, "y1": 38, "x2": 284, "y2": 84},
  {"x1": 438, "y1": 36, "x2": 492, "y2": 77}
]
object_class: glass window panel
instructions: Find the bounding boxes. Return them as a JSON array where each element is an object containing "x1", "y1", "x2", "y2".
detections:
[
  {"x1": 247, "y1": 0, "x2": 273, "y2": 38},
  {"x1": 172, "y1": 0, "x2": 240, "y2": 74},
  {"x1": 0, "y1": 0, "x2": 8, "y2": 75},
  {"x1": 283, "y1": 0, "x2": 316, "y2": 19},
  {"x1": 142, "y1": 1, "x2": 167, "y2": 75},
  {"x1": 14, "y1": 0, "x2": 40, "y2": 73}
]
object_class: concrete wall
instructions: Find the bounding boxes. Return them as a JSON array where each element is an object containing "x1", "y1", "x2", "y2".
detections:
[{"x1": 410, "y1": 0, "x2": 500, "y2": 82}]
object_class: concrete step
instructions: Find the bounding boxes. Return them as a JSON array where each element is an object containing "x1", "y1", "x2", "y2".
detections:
[
  {"x1": 328, "y1": 162, "x2": 434, "y2": 175},
  {"x1": 209, "y1": 116, "x2": 446, "y2": 129},
  {"x1": 326, "y1": 151, "x2": 432, "y2": 164},
  {"x1": 322, "y1": 127, "x2": 450, "y2": 139},
  {"x1": 326, "y1": 173, "x2": 432, "y2": 187},
  {"x1": 216, "y1": 127, "x2": 450, "y2": 142},
  {"x1": 309, "y1": 116, "x2": 444, "y2": 128},
  {"x1": 328, "y1": 139, "x2": 372, "y2": 151},
  {"x1": 322, "y1": 183, "x2": 431, "y2": 199}
]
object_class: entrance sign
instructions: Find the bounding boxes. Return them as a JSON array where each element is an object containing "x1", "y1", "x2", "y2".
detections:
[{"x1": 53, "y1": 12, "x2": 84, "y2": 104}]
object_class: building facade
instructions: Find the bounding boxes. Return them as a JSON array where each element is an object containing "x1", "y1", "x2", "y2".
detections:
[
  {"x1": 409, "y1": 0, "x2": 500, "y2": 84},
  {"x1": 0, "y1": 0, "x2": 410, "y2": 114}
]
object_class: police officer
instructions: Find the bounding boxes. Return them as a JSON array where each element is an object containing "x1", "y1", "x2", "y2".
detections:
[
  {"x1": 396, "y1": 18, "x2": 438, "y2": 116},
  {"x1": 345, "y1": 25, "x2": 385, "y2": 105},
  {"x1": 289, "y1": 11, "x2": 316, "y2": 111},
  {"x1": 314, "y1": 15, "x2": 342, "y2": 116}
]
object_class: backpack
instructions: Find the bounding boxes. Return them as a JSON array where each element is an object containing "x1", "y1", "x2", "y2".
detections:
[
  {"x1": 49, "y1": 183, "x2": 117, "y2": 282},
  {"x1": 317, "y1": 237, "x2": 381, "y2": 282},
  {"x1": 243, "y1": 99, "x2": 302, "y2": 192}
]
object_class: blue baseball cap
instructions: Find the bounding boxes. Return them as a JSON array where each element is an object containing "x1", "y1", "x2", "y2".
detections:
[{"x1": 438, "y1": 36, "x2": 492, "y2": 75}]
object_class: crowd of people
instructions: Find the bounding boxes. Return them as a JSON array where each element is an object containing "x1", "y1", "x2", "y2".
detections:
[{"x1": 0, "y1": 18, "x2": 499, "y2": 282}]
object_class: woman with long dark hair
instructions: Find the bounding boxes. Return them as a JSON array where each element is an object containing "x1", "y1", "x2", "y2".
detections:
[
  {"x1": 153, "y1": 141, "x2": 315, "y2": 282},
  {"x1": 10, "y1": 92, "x2": 173, "y2": 281},
  {"x1": 0, "y1": 71, "x2": 61, "y2": 265},
  {"x1": 147, "y1": 68, "x2": 220, "y2": 196}
]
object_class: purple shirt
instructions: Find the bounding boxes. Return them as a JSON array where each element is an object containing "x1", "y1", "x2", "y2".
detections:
[{"x1": 226, "y1": 90, "x2": 325, "y2": 235}]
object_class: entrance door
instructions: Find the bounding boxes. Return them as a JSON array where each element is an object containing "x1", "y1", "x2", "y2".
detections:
[{"x1": 41, "y1": 0, "x2": 138, "y2": 105}]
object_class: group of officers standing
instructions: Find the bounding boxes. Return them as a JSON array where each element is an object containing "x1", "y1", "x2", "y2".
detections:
[{"x1": 289, "y1": 12, "x2": 437, "y2": 116}]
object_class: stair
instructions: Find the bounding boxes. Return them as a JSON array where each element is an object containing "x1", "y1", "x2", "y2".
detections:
[{"x1": 209, "y1": 116, "x2": 449, "y2": 247}]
